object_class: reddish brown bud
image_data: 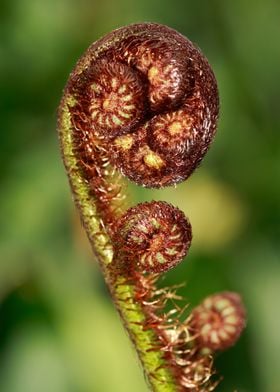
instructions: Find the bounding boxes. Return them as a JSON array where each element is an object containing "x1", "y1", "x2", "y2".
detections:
[
  {"x1": 112, "y1": 201, "x2": 192, "y2": 273},
  {"x1": 88, "y1": 60, "x2": 147, "y2": 138},
  {"x1": 67, "y1": 23, "x2": 219, "y2": 188},
  {"x1": 190, "y1": 292, "x2": 246, "y2": 351}
]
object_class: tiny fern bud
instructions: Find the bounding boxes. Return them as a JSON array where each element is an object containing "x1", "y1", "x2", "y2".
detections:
[
  {"x1": 87, "y1": 59, "x2": 147, "y2": 138},
  {"x1": 190, "y1": 292, "x2": 246, "y2": 351},
  {"x1": 112, "y1": 201, "x2": 192, "y2": 273}
]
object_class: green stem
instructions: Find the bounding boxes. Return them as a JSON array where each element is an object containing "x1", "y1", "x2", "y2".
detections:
[{"x1": 58, "y1": 97, "x2": 179, "y2": 391}]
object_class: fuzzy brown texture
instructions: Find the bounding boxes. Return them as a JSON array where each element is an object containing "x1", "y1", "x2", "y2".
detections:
[
  {"x1": 112, "y1": 201, "x2": 192, "y2": 273},
  {"x1": 190, "y1": 292, "x2": 246, "y2": 351},
  {"x1": 126, "y1": 273, "x2": 218, "y2": 391},
  {"x1": 67, "y1": 23, "x2": 219, "y2": 188}
]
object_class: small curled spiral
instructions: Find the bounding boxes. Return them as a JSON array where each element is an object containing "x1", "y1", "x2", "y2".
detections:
[
  {"x1": 190, "y1": 292, "x2": 246, "y2": 351},
  {"x1": 68, "y1": 23, "x2": 219, "y2": 188},
  {"x1": 112, "y1": 201, "x2": 192, "y2": 273}
]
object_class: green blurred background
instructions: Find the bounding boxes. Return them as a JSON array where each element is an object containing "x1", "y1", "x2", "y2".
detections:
[{"x1": 0, "y1": 0, "x2": 279, "y2": 391}]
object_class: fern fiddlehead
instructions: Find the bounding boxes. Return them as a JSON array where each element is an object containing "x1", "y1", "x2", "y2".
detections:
[{"x1": 58, "y1": 23, "x2": 245, "y2": 391}]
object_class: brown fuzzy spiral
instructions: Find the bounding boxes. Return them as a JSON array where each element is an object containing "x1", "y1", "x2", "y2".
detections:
[
  {"x1": 68, "y1": 23, "x2": 219, "y2": 188},
  {"x1": 190, "y1": 292, "x2": 246, "y2": 351},
  {"x1": 112, "y1": 201, "x2": 192, "y2": 273}
]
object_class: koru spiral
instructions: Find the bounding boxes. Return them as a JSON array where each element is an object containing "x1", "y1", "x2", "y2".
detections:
[
  {"x1": 67, "y1": 23, "x2": 219, "y2": 189},
  {"x1": 58, "y1": 23, "x2": 247, "y2": 392},
  {"x1": 64, "y1": 23, "x2": 219, "y2": 274}
]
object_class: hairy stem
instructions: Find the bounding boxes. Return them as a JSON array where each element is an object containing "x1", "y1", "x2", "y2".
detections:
[{"x1": 59, "y1": 98, "x2": 179, "y2": 391}]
